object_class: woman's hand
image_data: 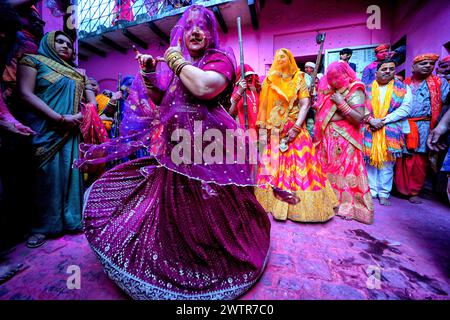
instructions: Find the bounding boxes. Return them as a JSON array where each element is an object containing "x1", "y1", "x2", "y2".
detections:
[
  {"x1": 100, "y1": 114, "x2": 114, "y2": 122},
  {"x1": 0, "y1": 119, "x2": 35, "y2": 136},
  {"x1": 427, "y1": 123, "x2": 448, "y2": 151},
  {"x1": 236, "y1": 79, "x2": 247, "y2": 95},
  {"x1": 368, "y1": 118, "x2": 384, "y2": 131},
  {"x1": 133, "y1": 46, "x2": 163, "y2": 72},
  {"x1": 331, "y1": 92, "x2": 345, "y2": 106},
  {"x1": 59, "y1": 113, "x2": 82, "y2": 131},
  {"x1": 285, "y1": 127, "x2": 299, "y2": 143},
  {"x1": 109, "y1": 91, "x2": 123, "y2": 104},
  {"x1": 12, "y1": 121, "x2": 36, "y2": 135}
]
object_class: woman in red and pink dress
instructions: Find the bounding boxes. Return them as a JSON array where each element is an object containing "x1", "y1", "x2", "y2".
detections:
[{"x1": 314, "y1": 61, "x2": 374, "y2": 224}]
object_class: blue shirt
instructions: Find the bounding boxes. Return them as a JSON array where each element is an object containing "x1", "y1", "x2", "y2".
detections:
[{"x1": 409, "y1": 78, "x2": 449, "y2": 153}]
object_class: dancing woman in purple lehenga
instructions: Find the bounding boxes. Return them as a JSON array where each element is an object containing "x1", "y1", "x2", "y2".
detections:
[{"x1": 75, "y1": 5, "x2": 271, "y2": 300}]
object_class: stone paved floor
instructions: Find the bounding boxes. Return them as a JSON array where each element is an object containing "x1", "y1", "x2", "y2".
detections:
[{"x1": 0, "y1": 195, "x2": 449, "y2": 300}]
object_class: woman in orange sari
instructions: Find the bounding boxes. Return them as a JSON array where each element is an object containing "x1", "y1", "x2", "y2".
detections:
[
  {"x1": 314, "y1": 61, "x2": 374, "y2": 224},
  {"x1": 255, "y1": 48, "x2": 337, "y2": 222}
]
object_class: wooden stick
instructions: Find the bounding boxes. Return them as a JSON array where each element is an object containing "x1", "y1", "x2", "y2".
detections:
[
  {"x1": 237, "y1": 17, "x2": 249, "y2": 130},
  {"x1": 112, "y1": 73, "x2": 122, "y2": 139},
  {"x1": 309, "y1": 32, "x2": 326, "y2": 98}
]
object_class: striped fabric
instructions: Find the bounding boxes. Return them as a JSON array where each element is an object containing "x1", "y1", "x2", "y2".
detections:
[
  {"x1": 363, "y1": 79, "x2": 407, "y2": 161},
  {"x1": 258, "y1": 128, "x2": 328, "y2": 191},
  {"x1": 256, "y1": 122, "x2": 338, "y2": 222}
]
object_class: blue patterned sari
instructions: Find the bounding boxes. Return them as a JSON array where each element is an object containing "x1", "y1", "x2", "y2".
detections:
[{"x1": 19, "y1": 32, "x2": 85, "y2": 235}]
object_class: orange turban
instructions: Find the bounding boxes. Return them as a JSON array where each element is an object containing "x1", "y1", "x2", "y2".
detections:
[
  {"x1": 413, "y1": 53, "x2": 439, "y2": 64},
  {"x1": 375, "y1": 44, "x2": 390, "y2": 53}
]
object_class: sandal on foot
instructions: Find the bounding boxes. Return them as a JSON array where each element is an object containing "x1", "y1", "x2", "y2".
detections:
[
  {"x1": 26, "y1": 234, "x2": 46, "y2": 248},
  {"x1": 272, "y1": 188, "x2": 301, "y2": 205}
]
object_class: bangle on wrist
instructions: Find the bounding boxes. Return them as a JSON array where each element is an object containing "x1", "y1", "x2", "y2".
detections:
[
  {"x1": 175, "y1": 60, "x2": 191, "y2": 76},
  {"x1": 173, "y1": 59, "x2": 191, "y2": 76},
  {"x1": 140, "y1": 69, "x2": 158, "y2": 89},
  {"x1": 143, "y1": 78, "x2": 156, "y2": 90},
  {"x1": 165, "y1": 51, "x2": 181, "y2": 63},
  {"x1": 341, "y1": 107, "x2": 352, "y2": 116},
  {"x1": 167, "y1": 52, "x2": 191, "y2": 76},
  {"x1": 140, "y1": 68, "x2": 156, "y2": 77},
  {"x1": 292, "y1": 124, "x2": 302, "y2": 133},
  {"x1": 337, "y1": 101, "x2": 348, "y2": 108},
  {"x1": 232, "y1": 92, "x2": 241, "y2": 101},
  {"x1": 338, "y1": 102, "x2": 352, "y2": 115}
]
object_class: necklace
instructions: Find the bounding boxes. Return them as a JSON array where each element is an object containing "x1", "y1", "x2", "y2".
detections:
[
  {"x1": 247, "y1": 90, "x2": 257, "y2": 113},
  {"x1": 271, "y1": 71, "x2": 293, "y2": 79}
]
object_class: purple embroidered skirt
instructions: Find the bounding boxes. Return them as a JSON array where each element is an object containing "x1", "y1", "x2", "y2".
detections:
[{"x1": 83, "y1": 157, "x2": 271, "y2": 299}]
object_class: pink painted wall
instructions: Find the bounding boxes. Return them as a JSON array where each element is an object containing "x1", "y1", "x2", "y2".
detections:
[
  {"x1": 79, "y1": 0, "x2": 449, "y2": 89},
  {"x1": 79, "y1": 49, "x2": 162, "y2": 91},
  {"x1": 39, "y1": 1, "x2": 64, "y2": 34},
  {"x1": 80, "y1": 0, "x2": 394, "y2": 90},
  {"x1": 391, "y1": 0, "x2": 450, "y2": 77},
  {"x1": 79, "y1": 44, "x2": 165, "y2": 91},
  {"x1": 220, "y1": 0, "x2": 393, "y2": 76}
]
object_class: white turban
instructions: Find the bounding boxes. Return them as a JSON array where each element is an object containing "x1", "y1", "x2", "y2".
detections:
[{"x1": 305, "y1": 62, "x2": 316, "y2": 69}]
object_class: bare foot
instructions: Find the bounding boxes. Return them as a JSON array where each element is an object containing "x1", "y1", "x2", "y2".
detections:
[
  {"x1": 379, "y1": 197, "x2": 391, "y2": 206},
  {"x1": 408, "y1": 196, "x2": 422, "y2": 204}
]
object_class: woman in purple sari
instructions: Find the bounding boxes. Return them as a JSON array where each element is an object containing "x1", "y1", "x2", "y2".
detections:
[{"x1": 75, "y1": 5, "x2": 270, "y2": 300}]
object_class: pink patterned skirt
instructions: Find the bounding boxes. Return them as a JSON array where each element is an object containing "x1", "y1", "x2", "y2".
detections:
[{"x1": 315, "y1": 124, "x2": 374, "y2": 224}]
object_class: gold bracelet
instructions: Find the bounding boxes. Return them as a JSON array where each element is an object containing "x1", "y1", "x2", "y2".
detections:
[
  {"x1": 167, "y1": 56, "x2": 180, "y2": 67},
  {"x1": 165, "y1": 51, "x2": 181, "y2": 62},
  {"x1": 166, "y1": 52, "x2": 183, "y2": 68},
  {"x1": 140, "y1": 68, "x2": 156, "y2": 77},
  {"x1": 168, "y1": 58, "x2": 179, "y2": 70},
  {"x1": 169, "y1": 56, "x2": 190, "y2": 75},
  {"x1": 141, "y1": 76, "x2": 156, "y2": 90},
  {"x1": 175, "y1": 61, "x2": 191, "y2": 76},
  {"x1": 170, "y1": 57, "x2": 183, "y2": 69}
]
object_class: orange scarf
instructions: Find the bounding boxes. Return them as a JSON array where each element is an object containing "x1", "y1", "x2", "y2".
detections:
[
  {"x1": 257, "y1": 48, "x2": 305, "y2": 130},
  {"x1": 404, "y1": 75, "x2": 442, "y2": 150}
]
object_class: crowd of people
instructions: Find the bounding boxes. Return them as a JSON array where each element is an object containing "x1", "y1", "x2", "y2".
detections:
[{"x1": 1, "y1": 2, "x2": 449, "y2": 299}]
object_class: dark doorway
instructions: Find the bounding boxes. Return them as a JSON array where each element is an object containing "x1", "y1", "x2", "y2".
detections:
[{"x1": 295, "y1": 54, "x2": 324, "y2": 73}]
